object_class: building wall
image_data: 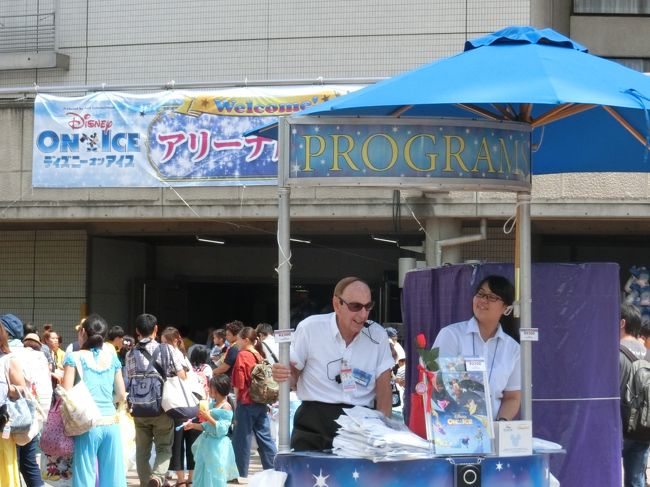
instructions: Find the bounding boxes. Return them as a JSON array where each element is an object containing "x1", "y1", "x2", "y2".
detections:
[
  {"x1": 0, "y1": 230, "x2": 86, "y2": 346},
  {"x1": 1, "y1": 0, "x2": 648, "y2": 223},
  {"x1": 89, "y1": 237, "x2": 150, "y2": 328},
  {"x1": 2, "y1": 1, "x2": 530, "y2": 86},
  {"x1": 570, "y1": 16, "x2": 650, "y2": 58},
  {"x1": 1, "y1": 1, "x2": 650, "y2": 331}
]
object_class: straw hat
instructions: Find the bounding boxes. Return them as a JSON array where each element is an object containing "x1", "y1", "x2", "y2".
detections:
[{"x1": 23, "y1": 333, "x2": 42, "y2": 345}]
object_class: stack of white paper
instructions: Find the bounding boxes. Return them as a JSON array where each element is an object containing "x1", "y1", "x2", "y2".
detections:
[
  {"x1": 332, "y1": 406, "x2": 434, "y2": 462},
  {"x1": 532, "y1": 437, "x2": 564, "y2": 453}
]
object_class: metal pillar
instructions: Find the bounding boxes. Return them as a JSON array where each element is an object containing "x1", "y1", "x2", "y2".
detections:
[
  {"x1": 517, "y1": 192, "x2": 533, "y2": 420},
  {"x1": 277, "y1": 117, "x2": 292, "y2": 452}
]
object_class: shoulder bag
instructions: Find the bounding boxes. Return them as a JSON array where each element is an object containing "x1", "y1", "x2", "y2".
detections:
[
  {"x1": 56, "y1": 351, "x2": 102, "y2": 436},
  {"x1": 1, "y1": 353, "x2": 38, "y2": 444},
  {"x1": 262, "y1": 341, "x2": 279, "y2": 363},
  {"x1": 160, "y1": 346, "x2": 199, "y2": 419}
]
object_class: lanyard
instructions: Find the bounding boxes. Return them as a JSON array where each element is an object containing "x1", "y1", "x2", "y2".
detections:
[{"x1": 472, "y1": 334, "x2": 499, "y2": 382}]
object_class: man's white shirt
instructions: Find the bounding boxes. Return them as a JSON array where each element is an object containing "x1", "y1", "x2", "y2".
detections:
[{"x1": 291, "y1": 312, "x2": 394, "y2": 407}]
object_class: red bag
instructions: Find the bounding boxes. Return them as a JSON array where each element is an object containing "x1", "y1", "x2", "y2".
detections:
[{"x1": 39, "y1": 397, "x2": 74, "y2": 457}]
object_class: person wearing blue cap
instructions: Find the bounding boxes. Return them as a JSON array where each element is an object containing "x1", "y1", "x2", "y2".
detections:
[
  {"x1": 0, "y1": 314, "x2": 24, "y2": 349},
  {"x1": 0, "y1": 313, "x2": 46, "y2": 487}
]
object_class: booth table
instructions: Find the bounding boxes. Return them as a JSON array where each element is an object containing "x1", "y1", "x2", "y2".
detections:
[{"x1": 274, "y1": 451, "x2": 553, "y2": 487}]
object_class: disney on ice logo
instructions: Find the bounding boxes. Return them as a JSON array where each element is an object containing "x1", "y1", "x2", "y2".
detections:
[{"x1": 66, "y1": 112, "x2": 113, "y2": 132}]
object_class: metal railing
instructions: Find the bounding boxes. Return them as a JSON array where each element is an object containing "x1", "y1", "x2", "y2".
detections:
[{"x1": 0, "y1": 12, "x2": 56, "y2": 54}]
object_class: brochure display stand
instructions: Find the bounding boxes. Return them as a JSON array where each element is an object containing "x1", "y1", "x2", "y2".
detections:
[{"x1": 274, "y1": 452, "x2": 551, "y2": 487}]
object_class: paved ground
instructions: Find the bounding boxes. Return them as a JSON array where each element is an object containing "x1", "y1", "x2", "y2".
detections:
[{"x1": 126, "y1": 451, "x2": 263, "y2": 486}]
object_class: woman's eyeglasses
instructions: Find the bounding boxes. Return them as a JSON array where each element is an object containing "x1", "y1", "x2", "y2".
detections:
[
  {"x1": 337, "y1": 296, "x2": 375, "y2": 312},
  {"x1": 474, "y1": 291, "x2": 503, "y2": 303}
]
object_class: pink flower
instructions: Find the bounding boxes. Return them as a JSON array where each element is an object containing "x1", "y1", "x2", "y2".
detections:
[{"x1": 416, "y1": 333, "x2": 427, "y2": 349}]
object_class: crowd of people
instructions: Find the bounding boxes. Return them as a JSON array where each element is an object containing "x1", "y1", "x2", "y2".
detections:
[
  {"x1": 0, "y1": 276, "x2": 416, "y2": 487},
  {"x1": 0, "y1": 309, "x2": 286, "y2": 487}
]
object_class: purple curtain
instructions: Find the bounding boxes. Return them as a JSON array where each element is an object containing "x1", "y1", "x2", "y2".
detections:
[{"x1": 402, "y1": 263, "x2": 621, "y2": 486}]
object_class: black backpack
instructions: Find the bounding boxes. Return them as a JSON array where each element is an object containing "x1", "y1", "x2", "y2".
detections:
[
  {"x1": 128, "y1": 345, "x2": 167, "y2": 418},
  {"x1": 620, "y1": 345, "x2": 650, "y2": 441}
]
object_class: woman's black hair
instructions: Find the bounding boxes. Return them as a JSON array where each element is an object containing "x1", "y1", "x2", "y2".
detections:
[
  {"x1": 190, "y1": 345, "x2": 210, "y2": 367},
  {"x1": 209, "y1": 374, "x2": 231, "y2": 397},
  {"x1": 475, "y1": 275, "x2": 519, "y2": 342},
  {"x1": 475, "y1": 275, "x2": 514, "y2": 305},
  {"x1": 81, "y1": 313, "x2": 108, "y2": 350}
]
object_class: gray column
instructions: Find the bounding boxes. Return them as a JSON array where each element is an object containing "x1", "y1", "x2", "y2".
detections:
[
  {"x1": 517, "y1": 192, "x2": 533, "y2": 421},
  {"x1": 277, "y1": 117, "x2": 292, "y2": 453}
]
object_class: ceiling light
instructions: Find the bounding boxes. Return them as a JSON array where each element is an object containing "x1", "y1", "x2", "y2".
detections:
[
  {"x1": 196, "y1": 236, "x2": 225, "y2": 245},
  {"x1": 371, "y1": 235, "x2": 399, "y2": 245},
  {"x1": 290, "y1": 238, "x2": 311, "y2": 244}
]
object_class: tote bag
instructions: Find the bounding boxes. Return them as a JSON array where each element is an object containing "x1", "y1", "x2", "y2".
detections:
[
  {"x1": 12, "y1": 387, "x2": 45, "y2": 446},
  {"x1": 40, "y1": 396, "x2": 74, "y2": 457},
  {"x1": 1, "y1": 353, "x2": 37, "y2": 443},
  {"x1": 57, "y1": 352, "x2": 101, "y2": 436},
  {"x1": 5, "y1": 387, "x2": 33, "y2": 433},
  {"x1": 161, "y1": 375, "x2": 198, "y2": 420}
]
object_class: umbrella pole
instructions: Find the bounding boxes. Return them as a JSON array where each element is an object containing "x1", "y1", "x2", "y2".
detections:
[
  {"x1": 517, "y1": 192, "x2": 533, "y2": 421},
  {"x1": 277, "y1": 117, "x2": 292, "y2": 452}
]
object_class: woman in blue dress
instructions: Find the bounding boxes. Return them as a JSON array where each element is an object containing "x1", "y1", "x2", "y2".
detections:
[
  {"x1": 185, "y1": 374, "x2": 238, "y2": 487},
  {"x1": 62, "y1": 313, "x2": 126, "y2": 487}
]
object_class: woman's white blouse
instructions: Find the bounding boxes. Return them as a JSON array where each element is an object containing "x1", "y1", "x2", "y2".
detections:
[{"x1": 432, "y1": 316, "x2": 521, "y2": 418}]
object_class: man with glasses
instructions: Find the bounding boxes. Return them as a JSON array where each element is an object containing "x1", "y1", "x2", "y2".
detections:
[{"x1": 272, "y1": 276, "x2": 394, "y2": 451}]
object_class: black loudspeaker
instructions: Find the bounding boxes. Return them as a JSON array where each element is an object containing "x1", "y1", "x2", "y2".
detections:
[{"x1": 454, "y1": 463, "x2": 481, "y2": 487}]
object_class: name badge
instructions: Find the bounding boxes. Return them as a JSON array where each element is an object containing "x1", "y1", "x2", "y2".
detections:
[
  {"x1": 340, "y1": 362, "x2": 356, "y2": 393},
  {"x1": 352, "y1": 368, "x2": 372, "y2": 388},
  {"x1": 465, "y1": 357, "x2": 486, "y2": 372}
]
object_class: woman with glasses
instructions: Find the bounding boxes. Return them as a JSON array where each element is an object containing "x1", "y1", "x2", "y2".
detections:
[{"x1": 432, "y1": 275, "x2": 521, "y2": 421}]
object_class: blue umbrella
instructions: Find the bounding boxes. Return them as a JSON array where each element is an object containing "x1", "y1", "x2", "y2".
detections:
[
  {"x1": 252, "y1": 26, "x2": 650, "y2": 174},
  {"x1": 265, "y1": 26, "x2": 649, "y2": 460}
]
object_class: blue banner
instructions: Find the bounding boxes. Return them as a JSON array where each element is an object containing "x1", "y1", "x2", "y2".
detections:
[
  {"x1": 288, "y1": 120, "x2": 531, "y2": 189},
  {"x1": 32, "y1": 86, "x2": 363, "y2": 187}
]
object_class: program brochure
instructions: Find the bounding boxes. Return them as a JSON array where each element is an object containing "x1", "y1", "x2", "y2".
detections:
[{"x1": 424, "y1": 357, "x2": 494, "y2": 455}]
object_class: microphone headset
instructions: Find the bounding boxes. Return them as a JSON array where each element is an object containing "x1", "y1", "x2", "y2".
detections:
[{"x1": 362, "y1": 321, "x2": 380, "y2": 344}]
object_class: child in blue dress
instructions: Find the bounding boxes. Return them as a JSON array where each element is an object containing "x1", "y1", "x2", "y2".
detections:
[{"x1": 185, "y1": 374, "x2": 239, "y2": 487}]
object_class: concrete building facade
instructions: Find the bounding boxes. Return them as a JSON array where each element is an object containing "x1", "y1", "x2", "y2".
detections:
[{"x1": 1, "y1": 0, "x2": 649, "y2": 342}]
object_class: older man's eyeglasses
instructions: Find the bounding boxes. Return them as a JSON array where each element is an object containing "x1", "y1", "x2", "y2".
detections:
[
  {"x1": 338, "y1": 296, "x2": 375, "y2": 312},
  {"x1": 474, "y1": 290, "x2": 503, "y2": 303}
]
